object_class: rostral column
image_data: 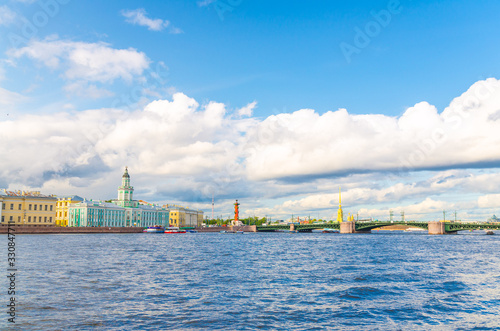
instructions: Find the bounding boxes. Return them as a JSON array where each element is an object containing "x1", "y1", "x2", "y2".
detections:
[{"x1": 233, "y1": 200, "x2": 240, "y2": 225}]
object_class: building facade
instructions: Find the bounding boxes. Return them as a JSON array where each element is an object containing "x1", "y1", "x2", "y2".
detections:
[
  {"x1": 67, "y1": 168, "x2": 170, "y2": 227},
  {"x1": 166, "y1": 205, "x2": 204, "y2": 227},
  {"x1": 56, "y1": 195, "x2": 84, "y2": 226},
  {"x1": 110, "y1": 167, "x2": 170, "y2": 227},
  {"x1": 68, "y1": 200, "x2": 127, "y2": 227},
  {"x1": 0, "y1": 190, "x2": 57, "y2": 226}
]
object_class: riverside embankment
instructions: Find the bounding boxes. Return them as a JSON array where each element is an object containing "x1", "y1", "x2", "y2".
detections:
[{"x1": 0, "y1": 226, "x2": 144, "y2": 234}]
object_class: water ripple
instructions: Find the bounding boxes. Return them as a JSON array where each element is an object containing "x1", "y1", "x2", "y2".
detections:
[{"x1": 1, "y1": 232, "x2": 499, "y2": 330}]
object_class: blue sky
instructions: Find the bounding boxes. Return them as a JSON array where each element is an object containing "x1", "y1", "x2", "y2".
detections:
[{"x1": 1, "y1": 0, "x2": 500, "y2": 221}]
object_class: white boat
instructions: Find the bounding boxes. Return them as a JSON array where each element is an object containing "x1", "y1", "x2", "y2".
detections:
[
  {"x1": 404, "y1": 227, "x2": 427, "y2": 232},
  {"x1": 311, "y1": 228, "x2": 338, "y2": 233},
  {"x1": 143, "y1": 226, "x2": 165, "y2": 233},
  {"x1": 165, "y1": 227, "x2": 186, "y2": 234}
]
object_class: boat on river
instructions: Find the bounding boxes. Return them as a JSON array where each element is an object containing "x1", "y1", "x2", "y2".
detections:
[
  {"x1": 311, "y1": 228, "x2": 338, "y2": 233},
  {"x1": 165, "y1": 227, "x2": 186, "y2": 234},
  {"x1": 485, "y1": 230, "x2": 494, "y2": 235},
  {"x1": 143, "y1": 226, "x2": 165, "y2": 233},
  {"x1": 404, "y1": 227, "x2": 427, "y2": 232}
]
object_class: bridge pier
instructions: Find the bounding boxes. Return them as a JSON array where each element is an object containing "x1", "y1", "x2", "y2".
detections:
[
  {"x1": 340, "y1": 221, "x2": 371, "y2": 234},
  {"x1": 428, "y1": 221, "x2": 445, "y2": 235},
  {"x1": 290, "y1": 224, "x2": 295, "y2": 231},
  {"x1": 428, "y1": 221, "x2": 456, "y2": 235}
]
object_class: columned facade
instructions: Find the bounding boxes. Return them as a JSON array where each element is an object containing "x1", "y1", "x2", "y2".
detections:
[{"x1": 66, "y1": 167, "x2": 173, "y2": 228}]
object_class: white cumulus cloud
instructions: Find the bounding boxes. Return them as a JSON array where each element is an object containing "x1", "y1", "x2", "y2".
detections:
[
  {"x1": 1, "y1": 79, "x2": 500, "y2": 219},
  {"x1": 121, "y1": 8, "x2": 182, "y2": 33},
  {"x1": 244, "y1": 78, "x2": 500, "y2": 181},
  {"x1": 478, "y1": 194, "x2": 500, "y2": 209},
  {"x1": 237, "y1": 101, "x2": 257, "y2": 117},
  {"x1": 8, "y1": 37, "x2": 150, "y2": 83}
]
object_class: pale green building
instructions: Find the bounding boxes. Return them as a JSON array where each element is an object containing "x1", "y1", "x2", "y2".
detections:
[{"x1": 68, "y1": 167, "x2": 170, "y2": 227}]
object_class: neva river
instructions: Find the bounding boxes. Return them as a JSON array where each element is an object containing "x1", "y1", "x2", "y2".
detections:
[{"x1": 2, "y1": 231, "x2": 500, "y2": 330}]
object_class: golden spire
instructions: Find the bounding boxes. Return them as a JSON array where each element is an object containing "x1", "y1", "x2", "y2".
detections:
[
  {"x1": 337, "y1": 186, "x2": 344, "y2": 223},
  {"x1": 339, "y1": 186, "x2": 341, "y2": 206}
]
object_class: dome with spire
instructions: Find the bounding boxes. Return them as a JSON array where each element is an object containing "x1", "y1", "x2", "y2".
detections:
[
  {"x1": 122, "y1": 166, "x2": 130, "y2": 178},
  {"x1": 117, "y1": 166, "x2": 134, "y2": 206}
]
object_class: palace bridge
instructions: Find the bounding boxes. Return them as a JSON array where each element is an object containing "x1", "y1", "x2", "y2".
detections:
[{"x1": 256, "y1": 221, "x2": 500, "y2": 235}]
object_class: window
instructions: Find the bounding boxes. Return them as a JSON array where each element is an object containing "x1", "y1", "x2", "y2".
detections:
[
  {"x1": 34, "y1": 216, "x2": 37, "y2": 222},
  {"x1": 10, "y1": 204, "x2": 13, "y2": 210},
  {"x1": 50, "y1": 205, "x2": 53, "y2": 211},
  {"x1": 34, "y1": 205, "x2": 37, "y2": 211},
  {"x1": 29, "y1": 204, "x2": 32, "y2": 210},
  {"x1": 18, "y1": 204, "x2": 22, "y2": 210},
  {"x1": 49, "y1": 217, "x2": 52, "y2": 222},
  {"x1": 2, "y1": 203, "x2": 4, "y2": 210},
  {"x1": 18, "y1": 216, "x2": 21, "y2": 222},
  {"x1": 28, "y1": 216, "x2": 31, "y2": 222},
  {"x1": 65, "y1": 212, "x2": 67, "y2": 217},
  {"x1": 1, "y1": 216, "x2": 4, "y2": 223},
  {"x1": 44, "y1": 217, "x2": 47, "y2": 222},
  {"x1": 45, "y1": 205, "x2": 47, "y2": 211},
  {"x1": 39, "y1": 205, "x2": 42, "y2": 211}
]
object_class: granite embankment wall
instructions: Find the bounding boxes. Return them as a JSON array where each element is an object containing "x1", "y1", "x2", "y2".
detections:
[
  {"x1": 0, "y1": 226, "x2": 144, "y2": 234},
  {"x1": 195, "y1": 225, "x2": 257, "y2": 232}
]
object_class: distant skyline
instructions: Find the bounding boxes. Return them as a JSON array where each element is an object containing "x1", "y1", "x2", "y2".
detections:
[{"x1": 1, "y1": 0, "x2": 500, "y2": 221}]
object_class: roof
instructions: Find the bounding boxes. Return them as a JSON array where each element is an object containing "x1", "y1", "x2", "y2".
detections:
[
  {"x1": 138, "y1": 204, "x2": 168, "y2": 211},
  {"x1": 57, "y1": 195, "x2": 84, "y2": 201},
  {"x1": 0, "y1": 189, "x2": 57, "y2": 200}
]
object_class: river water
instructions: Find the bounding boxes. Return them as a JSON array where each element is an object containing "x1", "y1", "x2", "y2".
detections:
[{"x1": 1, "y1": 231, "x2": 499, "y2": 330}]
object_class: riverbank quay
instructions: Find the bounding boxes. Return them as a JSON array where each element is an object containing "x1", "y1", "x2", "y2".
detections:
[
  {"x1": 0, "y1": 226, "x2": 144, "y2": 234},
  {"x1": 372, "y1": 224, "x2": 411, "y2": 231},
  {"x1": 195, "y1": 225, "x2": 257, "y2": 232}
]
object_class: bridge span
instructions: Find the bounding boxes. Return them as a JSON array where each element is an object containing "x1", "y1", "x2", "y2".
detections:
[{"x1": 256, "y1": 221, "x2": 500, "y2": 235}]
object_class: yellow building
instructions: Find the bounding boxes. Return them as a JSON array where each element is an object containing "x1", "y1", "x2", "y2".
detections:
[
  {"x1": 56, "y1": 196, "x2": 84, "y2": 226},
  {"x1": 0, "y1": 190, "x2": 57, "y2": 226},
  {"x1": 165, "y1": 205, "x2": 204, "y2": 228}
]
